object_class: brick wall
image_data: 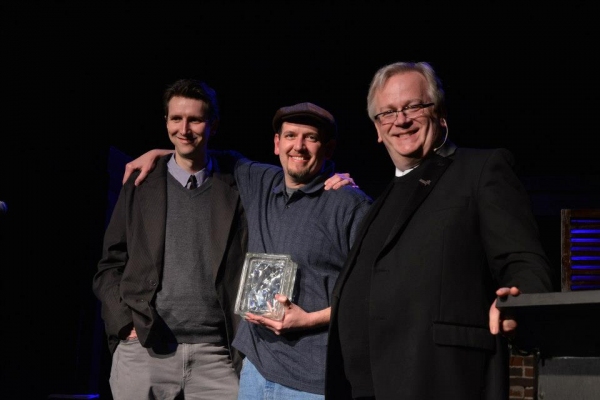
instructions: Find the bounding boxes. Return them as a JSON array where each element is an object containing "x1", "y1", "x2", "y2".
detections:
[{"x1": 509, "y1": 351, "x2": 538, "y2": 400}]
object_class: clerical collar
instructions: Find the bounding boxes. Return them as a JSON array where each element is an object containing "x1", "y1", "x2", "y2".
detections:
[{"x1": 395, "y1": 163, "x2": 420, "y2": 177}]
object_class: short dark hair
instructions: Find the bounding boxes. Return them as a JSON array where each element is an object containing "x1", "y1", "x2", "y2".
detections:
[{"x1": 163, "y1": 79, "x2": 220, "y2": 122}]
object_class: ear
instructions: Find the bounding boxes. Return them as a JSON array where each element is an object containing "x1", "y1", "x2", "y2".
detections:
[
  {"x1": 376, "y1": 127, "x2": 384, "y2": 143},
  {"x1": 440, "y1": 117, "x2": 447, "y2": 128},
  {"x1": 274, "y1": 134, "x2": 280, "y2": 155}
]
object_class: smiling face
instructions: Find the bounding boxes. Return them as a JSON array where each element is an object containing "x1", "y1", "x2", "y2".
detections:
[
  {"x1": 373, "y1": 71, "x2": 442, "y2": 171},
  {"x1": 274, "y1": 121, "x2": 335, "y2": 188},
  {"x1": 166, "y1": 96, "x2": 216, "y2": 170}
]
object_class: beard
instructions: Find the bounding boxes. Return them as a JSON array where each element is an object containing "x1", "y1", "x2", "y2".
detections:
[{"x1": 287, "y1": 167, "x2": 313, "y2": 184}]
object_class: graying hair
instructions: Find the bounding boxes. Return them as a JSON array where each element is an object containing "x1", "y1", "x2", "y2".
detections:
[{"x1": 366, "y1": 61, "x2": 447, "y2": 121}]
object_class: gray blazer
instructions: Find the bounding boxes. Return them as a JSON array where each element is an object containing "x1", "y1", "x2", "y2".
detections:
[{"x1": 93, "y1": 152, "x2": 248, "y2": 373}]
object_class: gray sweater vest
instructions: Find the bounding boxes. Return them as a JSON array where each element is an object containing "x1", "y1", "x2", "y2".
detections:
[{"x1": 155, "y1": 174, "x2": 226, "y2": 344}]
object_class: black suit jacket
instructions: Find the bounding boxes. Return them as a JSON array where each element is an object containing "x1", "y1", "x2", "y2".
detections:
[
  {"x1": 93, "y1": 152, "x2": 248, "y2": 373},
  {"x1": 325, "y1": 146, "x2": 553, "y2": 400}
]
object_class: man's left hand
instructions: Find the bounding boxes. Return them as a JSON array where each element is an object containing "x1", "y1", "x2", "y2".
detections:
[
  {"x1": 244, "y1": 294, "x2": 310, "y2": 336},
  {"x1": 489, "y1": 286, "x2": 520, "y2": 335}
]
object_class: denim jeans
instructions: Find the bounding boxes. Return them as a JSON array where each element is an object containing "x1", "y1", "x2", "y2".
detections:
[{"x1": 238, "y1": 358, "x2": 324, "y2": 400}]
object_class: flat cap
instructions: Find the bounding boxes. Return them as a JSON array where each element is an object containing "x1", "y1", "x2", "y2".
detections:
[{"x1": 272, "y1": 102, "x2": 337, "y2": 140}]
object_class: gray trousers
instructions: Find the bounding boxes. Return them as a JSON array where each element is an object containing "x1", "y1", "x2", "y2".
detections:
[{"x1": 109, "y1": 339, "x2": 239, "y2": 400}]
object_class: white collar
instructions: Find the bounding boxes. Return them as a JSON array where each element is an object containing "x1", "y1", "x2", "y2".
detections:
[{"x1": 395, "y1": 163, "x2": 419, "y2": 177}]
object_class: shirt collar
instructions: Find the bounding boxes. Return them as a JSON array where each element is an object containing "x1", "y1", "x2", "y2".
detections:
[
  {"x1": 167, "y1": 154, "x2": 212, "y2": 187},
  {"x1": 395, "y1": 163, "x2": 420, "y2": 177}
]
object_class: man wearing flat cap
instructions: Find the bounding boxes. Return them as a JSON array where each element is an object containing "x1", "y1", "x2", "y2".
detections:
[
  {"x1": 230, "y1": 102, "x2": 371, "y2": 399},
  {"x1": 122, "y1": 101, "x2": 372, "y2": 399}
]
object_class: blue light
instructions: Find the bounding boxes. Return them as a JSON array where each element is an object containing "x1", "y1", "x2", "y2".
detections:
[
  {"x1": 571, "y1": 265, "x2": 600, "y2": 270},
  {"x1": 571, "y1": 229, "x2": 600, "y2": 234},
  {"x1": 571, "y1": 285, "x2": 600, "y2": 290},
  {"x1": 571, "y1": 275, "x2": 600, "y2": 280}
]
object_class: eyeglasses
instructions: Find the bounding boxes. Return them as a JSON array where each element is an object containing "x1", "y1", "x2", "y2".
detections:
[{"x1": 374, "y1": 103, "x2": 435, "y2": 124}]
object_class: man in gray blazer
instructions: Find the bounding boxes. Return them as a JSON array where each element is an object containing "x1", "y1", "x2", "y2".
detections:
[
  {"x1": 324, "y1": 62, "x2": 554, "y2": 400},
  {"x1": 93, "y1": 79, "x2": 248, "y2": 400}
]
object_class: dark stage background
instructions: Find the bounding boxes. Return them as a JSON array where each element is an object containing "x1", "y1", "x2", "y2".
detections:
[{"x1": 2, "y1": 3, "x2": 598, "y2": 399}]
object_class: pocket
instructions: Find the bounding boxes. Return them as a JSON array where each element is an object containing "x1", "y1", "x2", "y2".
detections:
[{"x1": 432, "y1": 322, "x2": 495, "y2": 351}]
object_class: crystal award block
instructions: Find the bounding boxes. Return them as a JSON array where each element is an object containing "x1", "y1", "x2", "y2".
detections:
[{"x1": 234, "y1": 253, "x2": 298, "y2": 321}]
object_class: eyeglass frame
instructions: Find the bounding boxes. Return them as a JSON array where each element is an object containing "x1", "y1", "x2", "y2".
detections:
[{"x1": 374, "y1": 102, "x2": 435, "y2": 124}]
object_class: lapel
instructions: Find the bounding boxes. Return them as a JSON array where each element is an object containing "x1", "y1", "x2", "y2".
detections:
[
  {"x1": 334, "y1": 153, "x2": 454, "y2": 303},
  {"x1": 208, "y1": 157, "x2": 239, "y2": 283},
  {"x1": 138, "y1": 157, "x2": 169, "y2": 269},
  {"x1": 381, "y1": 154, "x2": 452, "y2": 251},
  {"x1": 136, "y1": 155, "x2": 240, "y2": 284},
  {"x1": 333, "y1": 173, "x2": 397, "y2": 298}
]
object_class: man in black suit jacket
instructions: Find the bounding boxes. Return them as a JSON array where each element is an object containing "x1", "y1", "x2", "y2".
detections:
[
  {"x1": 93, "y1": 79, "x2": 248, "y2": 399},
  {"x1": 324, "y1": 62, "x2": 553, "y2": 400}
]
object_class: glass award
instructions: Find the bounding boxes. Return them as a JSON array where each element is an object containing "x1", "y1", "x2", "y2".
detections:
[{"x1": 234, "y1": 253, "x2": 298, "y2": 321}]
